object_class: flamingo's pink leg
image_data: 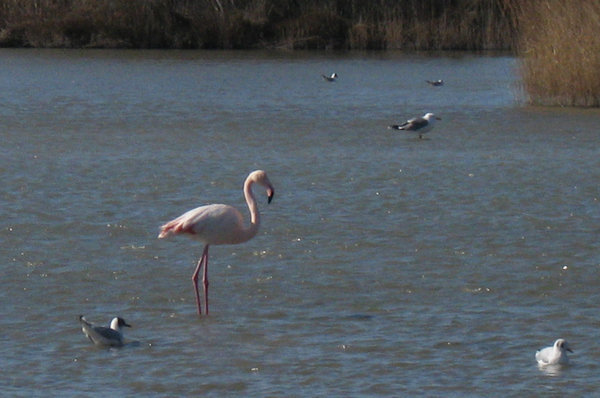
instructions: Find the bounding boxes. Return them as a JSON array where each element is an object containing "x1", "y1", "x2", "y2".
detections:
[
  {"x1": 203, "y1": 247, "x2": 209, "y2": 314},
  {"x1": 191, "y1": 245, "x2": 210, "y2": 315}
]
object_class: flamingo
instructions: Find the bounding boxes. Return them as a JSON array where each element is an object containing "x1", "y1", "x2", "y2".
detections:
[{"x1": 158, "y1": 170, "x2": 274, "y2": 315}]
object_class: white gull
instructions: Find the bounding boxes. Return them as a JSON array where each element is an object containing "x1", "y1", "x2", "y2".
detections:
[
  {"x1": 80, "y1": 315, "x2": 131, "y2": 347},
  {"x1": 536, "y1": 338, "x2": 573, "y2": 366}
]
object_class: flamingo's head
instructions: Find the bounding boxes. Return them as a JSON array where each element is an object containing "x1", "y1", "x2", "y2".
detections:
[{"x1": 248, "y1": 170, "x2": 274, "y2": 204}]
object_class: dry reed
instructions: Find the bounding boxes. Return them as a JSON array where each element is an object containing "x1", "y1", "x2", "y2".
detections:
[{"x1": 515, "y1": 1, "x2": 600, "y2": 107}]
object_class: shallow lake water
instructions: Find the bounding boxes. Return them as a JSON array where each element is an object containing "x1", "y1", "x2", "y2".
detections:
[{"x1": 2, "y1": 49, "x2": 600, "y2": 396}]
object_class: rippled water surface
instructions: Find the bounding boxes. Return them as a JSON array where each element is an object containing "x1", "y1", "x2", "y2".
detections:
[{"x1": 2, "y1": 49, "x2": 600, "y2": 396}]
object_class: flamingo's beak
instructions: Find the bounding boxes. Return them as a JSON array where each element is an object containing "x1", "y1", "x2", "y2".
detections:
[{"x1": 267, "y1": 188, "x2": 274, "y2": 204}]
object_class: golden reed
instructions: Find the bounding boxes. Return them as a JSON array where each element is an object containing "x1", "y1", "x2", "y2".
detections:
[{"x1": 514, "y1": 0, "x2": 600, "y2": 106}]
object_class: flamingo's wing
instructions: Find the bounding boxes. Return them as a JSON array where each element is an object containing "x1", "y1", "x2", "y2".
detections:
[{"x1": 159, "y1": 204, "x2": 245, "y2": 244}]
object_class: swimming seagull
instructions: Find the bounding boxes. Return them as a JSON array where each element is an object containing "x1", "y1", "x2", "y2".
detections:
[
  {"x1": 535, "y1": 338, "x2": 573, "y2": 366},
  {"x1": 388, "y1": 112, "x2": 440, "y2": 139},
  {"x1": 426, "y1": 79, "x2": 444, "y2": 86},
  {"x1": 79, "y1": 315, "x2": 131, "y2": 347},
  {"x1": 322, "y1": 73, "x2": 338, "y2": 82}
]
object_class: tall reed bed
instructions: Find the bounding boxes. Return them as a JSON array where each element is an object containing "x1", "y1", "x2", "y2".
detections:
[
  {"x1": 515, "y1": 1, "x2": 600, "y2": 107},
  {"x1": 377, "y1": 0, "x2": 516, "y2": 50},
  {"x1": 0, "y1": 0, "x2": 516, "y2": 50}
]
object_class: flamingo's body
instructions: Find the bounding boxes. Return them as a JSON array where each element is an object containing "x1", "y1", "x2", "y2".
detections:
[{"x1": 158, "y1": 170, "x2": 274, "y2": 315}]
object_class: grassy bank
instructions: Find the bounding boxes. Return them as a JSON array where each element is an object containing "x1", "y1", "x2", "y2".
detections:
[
  {"x1": 514, "y1": 1, "x2": 600, "y2": 107},
  {"x1": 0, "y1": 0, "x2": 516, "y2": 50}
]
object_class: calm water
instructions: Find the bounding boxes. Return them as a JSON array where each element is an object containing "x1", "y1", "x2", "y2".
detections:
[{"x1": 2, "y1": 49, "x2": 600, "y2": 396}]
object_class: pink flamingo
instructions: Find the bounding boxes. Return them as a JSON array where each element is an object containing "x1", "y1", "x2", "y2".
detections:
[{"x1": 158, "y1": 170, "x2": 274, "y2": 315}]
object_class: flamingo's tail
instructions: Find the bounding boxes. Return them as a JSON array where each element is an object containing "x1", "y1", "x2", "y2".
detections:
[{"x1": 158, "y1": 219, "x2": 181, "y2": 239}]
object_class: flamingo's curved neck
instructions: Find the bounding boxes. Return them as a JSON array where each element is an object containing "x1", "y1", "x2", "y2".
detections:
[{"x1": 241, "y1": 177, "x2": 260, "y2": 242}]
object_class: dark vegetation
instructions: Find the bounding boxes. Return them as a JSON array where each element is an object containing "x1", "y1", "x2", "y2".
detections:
[{"x1": 0, "y1": 0, "x2": 517, "y2": 50}]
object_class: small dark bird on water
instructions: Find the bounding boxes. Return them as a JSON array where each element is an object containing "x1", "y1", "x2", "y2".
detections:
[
  {"x1": 426, "y1": 79, "x2": 444, "y2": 86},
  {"x1": 322, "y1": 73, "x2": 338, "y2": 82}
]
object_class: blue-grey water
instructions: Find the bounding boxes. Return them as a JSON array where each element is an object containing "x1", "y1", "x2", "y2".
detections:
[{"x1": 2, "y1": 49, "x2": 600, "y2": 396}]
